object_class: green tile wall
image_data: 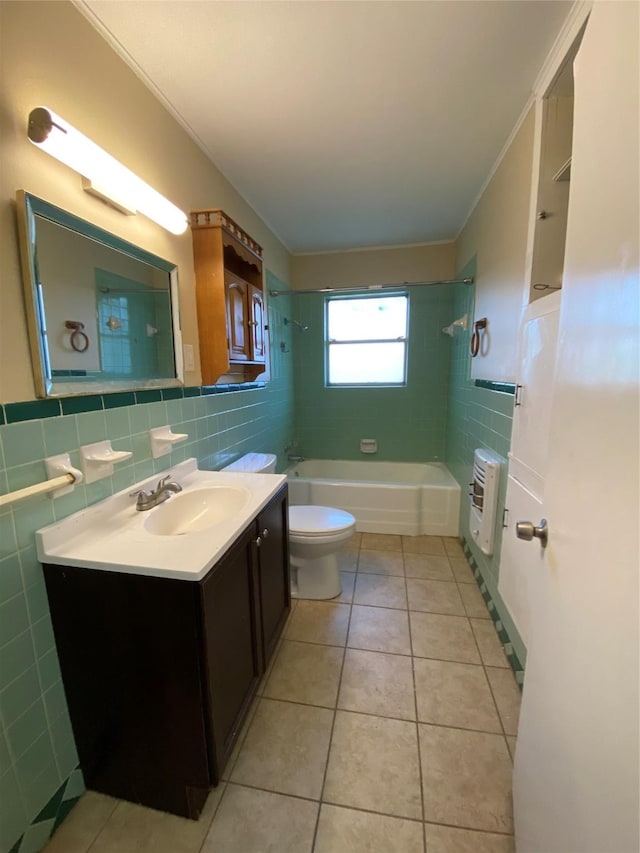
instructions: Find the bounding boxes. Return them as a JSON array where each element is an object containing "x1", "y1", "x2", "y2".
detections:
[
  {"x1": 444, "y1": 257, "x2": 526, "y2": 667},
  {"x1": 292, "y1": 286, "x2": 455, "y2": 461},
  {"x1": 0, "y1": 273, "x2": 294, "y2": 853}
]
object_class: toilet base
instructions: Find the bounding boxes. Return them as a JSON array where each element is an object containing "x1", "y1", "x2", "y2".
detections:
[{"x1": 290, "y1": 553, "x2": 342, "y2": 600}]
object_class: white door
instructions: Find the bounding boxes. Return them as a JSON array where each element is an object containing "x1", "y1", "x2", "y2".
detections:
[
  {"x1": 513, "y1": 4, "x2": 639, "y2": 852},
  {"x1": 499, "y1": 292, "x2": 562, "y2": 648}
]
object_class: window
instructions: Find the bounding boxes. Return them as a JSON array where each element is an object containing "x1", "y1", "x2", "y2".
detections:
[{"x1": 325, "y1": 294, "x2": 409, "y2": 386}]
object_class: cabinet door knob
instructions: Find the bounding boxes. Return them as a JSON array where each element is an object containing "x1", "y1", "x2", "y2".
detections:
[
  {"x1": 262, "y1": 528, "x2": 269, "y2": 538},
  {"x1": 247, "y1": 320, "x2": 258, "y2": 327},
  {"x1": 255, "y1": 536, "x2": 262, "y2": 548}
]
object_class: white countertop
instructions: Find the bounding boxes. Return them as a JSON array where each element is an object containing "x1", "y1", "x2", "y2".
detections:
[{"x1": 36, "y1": 458, "x2": 287, "y2": 581}]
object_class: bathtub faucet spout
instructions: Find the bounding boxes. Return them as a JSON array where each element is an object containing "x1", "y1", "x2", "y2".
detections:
[{"x1": 288, "y1": 455, "x2": 305, "y2": 464}]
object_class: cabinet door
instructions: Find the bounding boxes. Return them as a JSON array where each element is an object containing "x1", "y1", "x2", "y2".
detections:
[
  {"x1": 249, "y1": 285, "x2": 266, "y2": 363},
  {"x1": 509, "y1": 291, "x2": 561, "y2": 497},
  {"x1": 225, "y1": 273, "x2": 250, "y2": 361},
  {"x1": 200, "y1": 525, "x2": 262, "y2": 780},
  {"x1": 43, "y1": 565, "x2": 210, "y2": 819},
  {"x1": 257, "y1": 487, "x2": 290, "y2": 667}
]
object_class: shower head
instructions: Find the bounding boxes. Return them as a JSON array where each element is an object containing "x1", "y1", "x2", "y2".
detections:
[
  {"x1": 442, "y1": 313, "x2": 468, "y2": 336},
  {"x1": 284, "y1": 317, "x2": 309, "y2": 332}
]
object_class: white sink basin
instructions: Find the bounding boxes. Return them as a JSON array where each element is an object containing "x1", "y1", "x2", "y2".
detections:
[
  {"x1": 144, "y1": 486, "x2": 250, "y2": 536},
  {"x1": 35, "y1": 458, "x2": 287, "y2": 581}
]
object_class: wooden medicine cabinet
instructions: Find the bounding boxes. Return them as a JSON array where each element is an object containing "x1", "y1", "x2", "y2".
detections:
[{"x1": 190, "y1": 209, "x2": 267, "y2": 384}]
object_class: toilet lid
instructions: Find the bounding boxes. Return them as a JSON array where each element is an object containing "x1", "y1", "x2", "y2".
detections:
[{"x1": 289, "y1": 505, "x2": 355, "y2": 535}]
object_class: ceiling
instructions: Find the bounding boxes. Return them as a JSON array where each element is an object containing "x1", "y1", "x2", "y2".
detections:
[{"x1": 79, "y1": 0, "x2": 573, "y2": 254}]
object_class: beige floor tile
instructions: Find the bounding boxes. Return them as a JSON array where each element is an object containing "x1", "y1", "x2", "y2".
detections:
[
  {"x1": 470, "y1": 618, "x2": 509, "y2": 668},
  {"x1": 410, "y1": 612, "x2": 480, "y2": 664},
  {"x1": 42, "y1": 791, "x2": 119, "y2": 853},
  {"x1": 323, "y1": 711, "x2": 422, "y2": 819},
  {"x1": 419, "y1": 724, "x2": 513, "y2": 833},
  {"x1": 414, "y1": 658, "x2": 502, "y2": 732},
  {"x1": 348, "y1": 605, "x2": 411, "y2": 655},
  {"x1": 315, "y1": 804, "x2": 424, "y2": 853},
  {"x1": 285, "y1": 600, "x2": 351, "y2": 646},
  {"x1": 458, "y1": 582, "x2": 491, "y2": 618},
  {"x1": 358, "y1": 549, "x2": 404, "y2": 576},
  {"x1": 263, "y1": 639, "x2": 343, "y2": 707},
  {"x1": 336, "y1": 570, "x2": 356, "y2": 602},
  {"x1": 402, "y1": 535, "x2": 445, "y2": 555},
  {"x1": 448, "y1": 556, "x2": 476, "y2": 583},
  {"x1": 87, "y1": 786, "x2": 223, "y2": 853},
  {"x1": 361, "y1": 532, "x2": 403, "y2": 551},
  {"x1": 486, "y1": 667, "x2": 521, "y2": 736},
  {"x1": 231, "y1": 698, "x2": 333, "y2": 799},
  {"x1": 404, "y1": 554, "x2": 453, "y2": 581},
  {"x1": 407, "y1": 578, "x2": 464, "y2": 616},
  {"x1": 353, "y1": 574, "x2": 407, "y2": 609},
  {"x1": 443, "y1": 538, "x2": 466, "y2": 558},
  {"x1": 202, "y1": 784, "x2": 318, "y2": 853},
  {"x1": 506, "y1": 736, "x2": 517, "y2": 761},
  {"x1": 338, "y1": 648, "x2": 416, "y2": 720},
  {"x1": 341, "y1": 532, "x2": 362, "y2": 552},
  {"x1": 425, "y1": 823, "x2": 515, "y2": 853},
  {"x1": 337, "y1": 550, "x2": 358, "y2": 572}
]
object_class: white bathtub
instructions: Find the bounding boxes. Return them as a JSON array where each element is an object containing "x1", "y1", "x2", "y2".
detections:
[{"x1": 286, "y1": 459, "x2": 461, "y2": 536}]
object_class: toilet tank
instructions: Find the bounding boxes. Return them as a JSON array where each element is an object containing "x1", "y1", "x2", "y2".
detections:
[{"x1": 222, "y1": 452, "x2": 277, "y2": 474}]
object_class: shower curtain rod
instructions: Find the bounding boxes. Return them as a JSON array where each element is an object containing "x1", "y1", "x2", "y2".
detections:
[{"x1": 268, "y1": 277, "x2": 474, "y2": 297}]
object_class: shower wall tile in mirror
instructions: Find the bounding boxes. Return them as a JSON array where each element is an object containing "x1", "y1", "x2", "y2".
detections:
[{"x1": 0, "y1": 279, "x2": 294, "y2": 853}]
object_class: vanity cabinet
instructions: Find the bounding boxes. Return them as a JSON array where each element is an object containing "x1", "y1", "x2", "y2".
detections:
[
  {"x1": 43, "y1": 485, "x2": 289, "y2": 820},
  {"x1": 191, "y1": 209, "x2": 267, "y2": 384}
]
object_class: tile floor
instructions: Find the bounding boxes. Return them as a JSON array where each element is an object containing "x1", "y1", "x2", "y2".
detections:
[{"x1": 42, "y1": 533, "x2": 521, "y2": 853}]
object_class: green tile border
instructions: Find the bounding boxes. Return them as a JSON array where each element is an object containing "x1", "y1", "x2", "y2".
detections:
[
  {"x1": 9, "y1": 766, "x2": 85, "y2": 853},
  {"x1": 474, "y1": 379, "x2": 516, "y2": 394},
  {"x1": 460, "y1": 536, "x2": 525, "y2": 687},
  {"x1": 0, "y1": 383, "x2": 267, "y2": 425},
  {"x1": 4, "y1": 401, "x2": 61, "y2": 424}
]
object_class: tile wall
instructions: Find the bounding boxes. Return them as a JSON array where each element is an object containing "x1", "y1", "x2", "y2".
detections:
[
  {"x1": 0, "y1": 278, "x2": 294, "y2": 853},
  {"x1": 293, "y1": 287, "x2": 455, "y2": 462},
  {"x1": 444, "y1": 259, "x2": 526, "y2": 667}
]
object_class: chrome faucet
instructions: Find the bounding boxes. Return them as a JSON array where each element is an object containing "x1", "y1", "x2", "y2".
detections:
[
  {"x1": 130, "y1": 475, "x2": 182, "y2": 511},
  {"x1": 287, "y1": 454, "x2": 305, "y2": 464}
]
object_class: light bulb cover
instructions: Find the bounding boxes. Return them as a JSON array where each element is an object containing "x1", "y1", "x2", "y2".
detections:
[{"x1": 27, "y1": 106, "x2": 188, "y2": 235}]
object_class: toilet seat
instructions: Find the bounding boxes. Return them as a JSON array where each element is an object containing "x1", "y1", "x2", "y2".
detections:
[{"x1": 289, "y1": 505, "x2": 355, "y2": 539}]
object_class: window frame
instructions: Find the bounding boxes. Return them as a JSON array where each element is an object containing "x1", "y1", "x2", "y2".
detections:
[{"x1": 324, "y1": 292, "x2": 410, "y2": 388}]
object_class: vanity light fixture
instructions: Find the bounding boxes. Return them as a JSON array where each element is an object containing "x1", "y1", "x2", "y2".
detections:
[{"x1": 27, "y1": 106, "x2": 188, "y2": 235}]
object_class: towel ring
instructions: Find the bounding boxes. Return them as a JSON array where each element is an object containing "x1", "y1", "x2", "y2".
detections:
[
  {"x1": 65, "y1": 321, "x2": 90, "y2": 353},
  {"x1": 471, "y1": 318, "x2": 487, "y2": 358}
]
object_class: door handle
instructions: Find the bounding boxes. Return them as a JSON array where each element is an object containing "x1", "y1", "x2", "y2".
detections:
[{"x1": 515, "y1": 518, "x2": 549, "y2": 547}]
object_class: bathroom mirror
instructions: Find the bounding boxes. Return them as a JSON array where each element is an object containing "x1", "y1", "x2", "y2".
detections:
[{"x1": 16, "y1": 190, "x2": 183, "y2": 398}]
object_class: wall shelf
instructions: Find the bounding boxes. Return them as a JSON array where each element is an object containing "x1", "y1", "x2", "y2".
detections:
[
  {"x1": 80, "y1": 440, "x2": 132, "y2": 483},
  {"x1": 149, "y1": 425, "x2": 189, "y2": 458},
  {"x1": 553, "y1": 157, "x2": 572, "y2": 182}
]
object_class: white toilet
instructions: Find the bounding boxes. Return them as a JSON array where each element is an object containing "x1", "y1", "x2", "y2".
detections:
[
  {"x1": 222, "y1": 453, "x2": 356, "y2": 600},
  {"x1": 287, "y1": 505, "x2": 356, "y2": 599}
]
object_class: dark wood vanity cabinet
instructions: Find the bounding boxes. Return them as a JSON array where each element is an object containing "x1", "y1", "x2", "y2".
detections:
[{"x1": 43, "y1": 485, "x2": 289, "y2": 820}]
